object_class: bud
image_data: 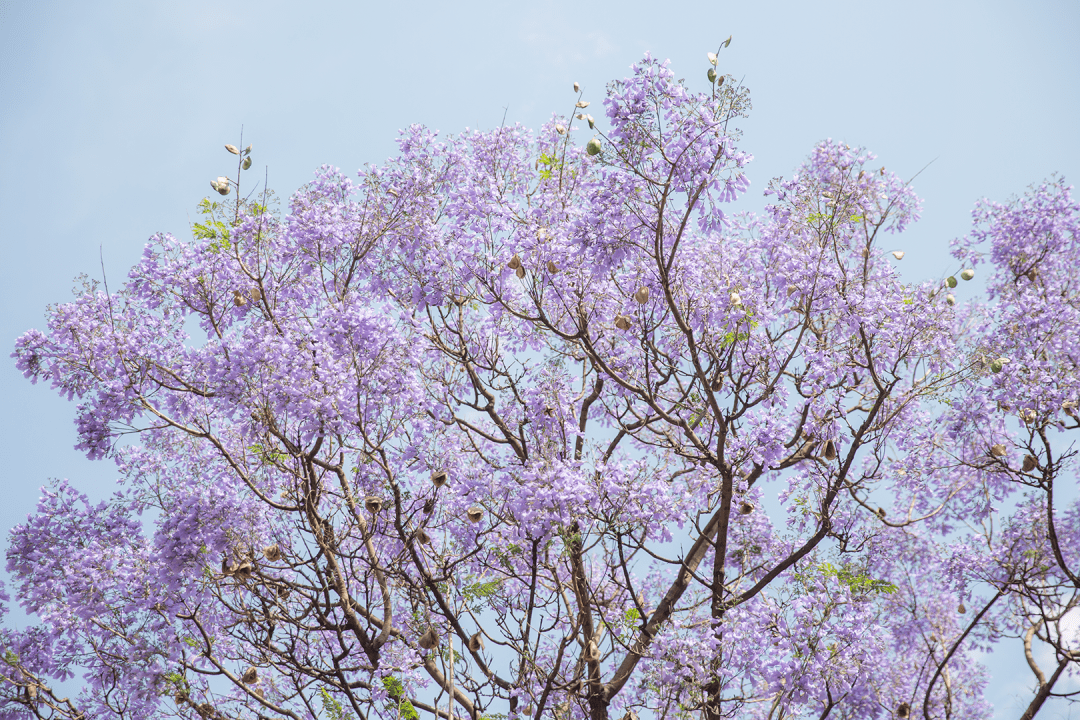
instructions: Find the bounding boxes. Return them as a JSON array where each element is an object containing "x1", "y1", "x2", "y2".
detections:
[
  {"x1": 233, "y1": 290, "x2": 246, "y2": 307},
  {"x1": 824, "y1": 439, "x2": 837, "y2": 460},
  {"x1": 466, "y1": 506, "x2": 484, "y2": 523},
  {"x1": 573, "y1": 81, "x2": 580, "y2": 92},
  {"x1": 226, "y1": 144, "x2": 240, "y2": 155},
  {"x1": 946, "y1": 294, "x2": 955, "y2": 306},
  {"x1": 365, "y1": 496, "x2": 383, "y2": 513},
  {"x1": 515, "y1": 266, "x2": 526, "y2": 279},
  {"x1": 263, "y1": 544, "x2": 282, "y2": 562},
  {"x1": 738, "y1": 501, "x2": 754, "y2": 515},
  {"x1": 614, "y1": 314, "x2": 632, "y2": 330},
  {"x1": 891, "y1": 251, "x2": 905, "y2": 260},
  {"x1": 556, "y1": 124, "x2": 566, "y2": 135},
  {"x1": 960, "y1": 268, "x2": 975, "y2": 281},
  {"x1": 432, "y1": 469, "x2": 448, "y2": 488},
  {"x1": 242, "y1": 666, "x2": 258, "y2": 684},
  {"x1": 547, "y1": 260, "x2": 559, "y2": 274},
  {"x1": 1021, "y1": 455, "x2": 1037, "y2": 472},
  {"x1": 958, "y1": 603, "x2": 966, "y2": 614},
  {"x1": 576, "y1": 101, "x2": 590, "y2": 108},
  {"x1": 634, "y1": 287, "x2": 649, "y2": 304},
  {"x1": 242, "y1": 156, "x2": 252, "y2": 170},
  {"x1": 468, "y1": 632, "x2": 484, "y2": 652},
  {"x1": 586, "y1": 138, "x2": 602, "y2": 156},
  {"x1": 707, "y1": 52, "x2": 718, "y2": 65},
  {"x1": 707, "y1": 68, "x2": 717, "y2": 83},
  {"x1": 418, "y1": 627, "x2": 439, "y2": 650},
  {"x1": 507, "y1": 253, "x2": 522, "y2": 270},
  {"x1": 990, "y1": 444, "x2": 1007, "y2": 457}
]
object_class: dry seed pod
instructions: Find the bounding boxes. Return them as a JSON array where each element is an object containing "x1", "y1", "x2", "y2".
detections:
[
  {"x1": 710, "y1": 378, "x2": 722, "y2": 392},
  {"x1": 575, "y1": 100, "x2": 590, "y2": 108},
  {"x1": 233, "y1": 290, "x2": 246, "y2": 306},
  {"x1": 253, "y1": 688, "x2": 264, "y2": 699},
  {"x1": 877, "y1": 507, "x2": 886, "y2": 519},
  {"x1": 468, "y1": 632, "x2": 484, "y2": 652},
  {"x1": 507, "y1": 253, "x2": 522, "y2": 270},
  {"x1": 423, "y1": 498, "x2": 435, "y2": 514},
  {"x1": 242, "y1": 156, "x2": 252, "y2": 170},
  {"x1": 515, "y1": 266, "x2": 526, "y2": 279},
  {"x1": 716, "y1": 76, "x2": 725, "y2": 87},
  {"x1": 614, "y1": 314, "x2": 632, "y2": 330},
  {"x1": 263, "y1": 544, "x2": 282, "y2": 562},
  {"x1": 707, "y1": 51, "x2": 718, "y2": 65},
  {"x1": 432, "y1": 469, "x2": 448, "y2": 487},
  {"x1": 233, "y1": 561, "x2": 253, "y2": 580},
  {"x1": 250, "y1": 287, "x2": 262, "y2": 302},
  {"x1": 27, "y1": 685, "x2": 38, "y2": 701},
  {"x1": 891, "y1": 251, "x2": 905, "y2": 260},
  {"x1": 365, "y1": 496, "x2": 383, "y2": 513},
  {"x1": 244, "y1": 144, "x2": 252, "y2": 154},
  {"x1": 946, "y1": 294, "x2": 956, "y2": 306},
  {"x1": 242, "y1": 666, "x2": 258, "y2": 684},
  {"x1": 1020, "y1": 408, "x2": 1036, "y2": 423},
  {"x1": 957, "y1": 603, "x2": 967, "y2": 614},
  {"x1": 555, "y1": 124, "x2": 566, "y2": 135},
  {"x1": 573, "y1": 81, "x2": 580, "y2": 92},
  {"x1": 418, "y1": 627, "x2": 438, "y2": 649},
  {"x1": 1021, "y1": 455, "x2": 1037, "y2": 472},
  {"x1": 896, "y1": 702, "x2": 910, "y2": 718},
  {"x1": 225, "y1": 144, "x2": 240, "y2": 155},
  {"x1": 414, "y1": 527, "x2": 431, "y2": 545},
  {"x1": 1063, "y1": 401, "x2": 1078, "y2": 417},
  {"x1": 547, "y1": 260, "x2": 558, "y2": 274},
  {"x1": 222, "y1": 557, "x2": 234, "y2": 576},
  {"x1": 466, "y1": 506, "x2": 484, "y2": 523},
  {"x1": 738, "y1": 501, "x2": 754, "y2": 515},
  {"x1": 634, "y1": 286, "x2": 649, "y2": 304},
  {"x1": 946, "y1": 275, "x2": 958, "y2": 288},
  {"x1": 960, "y1": 268, "x2": 975, "y2": 281},
  {"x1": 990, "y1": 444, "x2": 1007, "y2": 458},
  {"x1": 729, "y1": 292, "x2": 742, "y2": 306},
  {"x1": 586, "y1": 138, "x2": 602, "y2": 156},
  {"x1": 824, "y1": 440, "x2": 837, "y2": 460}
]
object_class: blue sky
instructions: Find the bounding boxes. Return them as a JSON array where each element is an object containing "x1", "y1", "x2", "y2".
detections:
[{"x1": 1, "y1": 0, "x2": 1078, "y2": 716}]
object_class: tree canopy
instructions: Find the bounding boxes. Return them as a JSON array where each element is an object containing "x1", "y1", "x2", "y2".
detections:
[{"x1": 2, "y1": 51, "x2": 1078, "y2": 720}]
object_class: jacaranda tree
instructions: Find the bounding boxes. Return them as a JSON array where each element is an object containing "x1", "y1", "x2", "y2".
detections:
[{"x1": 2, "y1": 50, "x2": 1077, "y2": 720}]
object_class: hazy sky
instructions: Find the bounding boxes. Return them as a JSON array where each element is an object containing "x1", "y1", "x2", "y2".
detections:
[{"x1": 1, "y1": 0, "x2": 1078, "y2": 716}]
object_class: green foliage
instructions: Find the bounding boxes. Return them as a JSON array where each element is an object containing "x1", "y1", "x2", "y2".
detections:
[
  {"x1": 319, "y1": 687, "x2": 348, "y2": 720},
  {"x1": 2, "y1": 649, "x2": 18, "y2": 666},
  {"x1": 795, "y1": 562, "x2": 898, "y2": 597},
  {"x1": 381, "y1": 677, "x2": 419, "y2": 719},
  {"x1": 462, "y1": 578, "x2": 503, "y2": 606},
  {"x1": 537, "y1": 151, "x2": 563, "y2": 181},
  {"x1": 192, "y1": 198, "x2": 232, "y2": 252}
]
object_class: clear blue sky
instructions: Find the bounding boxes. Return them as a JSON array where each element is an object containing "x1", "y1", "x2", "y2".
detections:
[{"x1": 2, "y1": 0, "x2": 1078, "y2": 716}]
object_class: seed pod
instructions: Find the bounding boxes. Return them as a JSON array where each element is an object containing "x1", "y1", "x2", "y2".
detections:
[
  {"x1": 585, "y1": 639, "x2": 600, "y2": 661},
  {"x1": 877, "y1": 507, "x2": 886, "y2": 518},
  {"x1": 233, "y1": 561, "x2": 253, "y2": 580},
  {"x1": 576, "y1": 101, "x2": 590, "y2": 108},
  {"x1": 729, "y1": 292, "x2": 742, "y2": 306},
  {"x1": 365, "y1": 496, "x2": 383, "y2": 513},
  {"x1": 1020, "y1": 408, "x2": 1036, "y2": 423},
  {"x1": 896, "y1": 701, "x2": 910, "y2": 718},
  {"x1": 250, "y1": 287, "x2": 262, "y2": 301},
  {"x1": 547, "y1": 260, "x2": 559, "y2": 274},
  {"x1": 432, "y1": 469, "x2": 448, "y2": 488},
  {"x1": 824, "y1": 439, "x2": 837, "y2": 460},
  {"x1": 721, "y1": 35, "x2": 732, "y2": 49},
  {"x1": 738, "y1": 501, "x2": 754, "y2": 515},
  {"x1": 717, "y1": 76, "x2": 726, "y2": 87},
  {"x1": 244, "y1": 144, "x2": 252, "y2": 155},
  {"x1": 946, "y1": 275, "x2": 958, "y2": 288},
  {"x1": 960, "y1": 268, "x2": 975, "y2": 281},
  {"x1": 468, "y1": 632, "x2": 484, "y2": 652},
  {"x1": 946, "y1": 294, "x2": 956, "y2": 305},
  {"x1": 1025, "y1": 267, "x2": 1037, "y2": 281},
  {"x1": 707, "y1": 68, "x2": 717, "y2": 83},
  {"x1": 574, "y1": 81, "x2": 580, "y2": 92},
  {"x1": 225, "y1": 144, "x2": 240, "y2": 155},
  {"x1": 242, "y1": 666, "x2": 258, "y2": 684},
  {"x1": 614, "y1": 314, "x2": 632, "y2": 330},
  {"x1": 585, "y1": 114, "x2": 595, "y2": 129},
  {"x1": 242, "y1": 156, "x2": 252, "y2": 170},
  {"x1": 555, "y1": 124, "x2": 566, "y2": 135},
  {"x1": 990, "y1": 444, "x2": 1007, "y2": 458},
  {"x1": 507, "y1": 253, "x2": 522, "y2": 270},
  {"x1": 586, "y1": 138, "x2": 602, "y2": 156},
  {"x1": 26, "y1": 684, "x2": 38, "y2": 701},
  {"x1": 233, "y1": 290, "x2": 246, "y2": 306},
  {"x1": 515, "y1": 266, "x2": 526, "y2": 278},
  {"x1": 710, "y1": 378, "x2": 722, "y2": 392},
  {"x1": 707, "y1": 51, "x2": 718, "y2": 65},
  {"x1": 418, "y1": 627, "x2": 438, "y2": 650},
  {"x1": 466, "y1": 506, "x2": 484, "y2": 523},
  {"x1": 253, "y1": 688, "x2": 264, "y2": 699},
  {"x1": 891, "y1": 251, "x2": 905, "y2": 260},
  {"x1": 263, "y1": 544, "x2": 282, "y2": 562},
  {"x1": 222, "y1": 557, "x2": 234, "y2": 576},
  {"x1": 990, "y1": 358, "x2": 1004, "y2": 373},
  {"x1": 958, "y1": 603, "x2": 966, "y2": 614},
  {"x1": 634, "y1": 286, "x2": 649, "y2": 304},
  {"x1": 1022, "y1": 455, "x2": 1037, "y2": 472},
  {"x1": 1063, "y1": 401, "x2": 1078, "y2": 417},
  {"x1": 423, "y1": 498, "x2": 435, "y2": 514},
  {"x1": 414, "y1": 527, "x2": 431, "y2": 544}
]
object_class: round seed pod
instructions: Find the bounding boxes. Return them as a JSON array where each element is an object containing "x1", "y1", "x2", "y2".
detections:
[
  {"x1": 877, "y1": 507, "x2": 886, "y2": 519},
  {"x1": 432, "y1": 469, "x2": 448, "y2": 488},
  {"x1": 468, "y1": 632, "x2": 484, "y2": 652},
  {"x1": 614, "y1": 314, "x2": 632, "y2": 330},
  {"x1": 365, "y1": 496, "x2": 383, "y2": 513},
  {"x1": 729, "y1": 292, "x2": 742, "y2": 306},
  {"x1": 233, "y1": 561, "x2": 253, "y2": 580},
  {"x1": 944, "y1": 294, "x2": 955, "y2": 306},
  {"x1": 414, "y1": 527, "x2": 431, "y2": 545},
  {"x1": 225, "y1": 144, "x2": 240, "y2": 155},
  {"x1": 946, "y1": 275, "x2": 958, "y2": 288},
  {"x1": 738, "y1": 501, "x2": 754, "y2": 515},
  {"x1": 897, "y1": 701, "x2": 910, "y2": 718},
  {"x1": 466, "y1": 506, "x2": 484, "y2": 523},
  {"x1": 233, "y1": 290, "x2": 246, "y2": 307},
  {"x1": 957, "y1": 603, "x2": 967, "y2": 614},
  {"x1": 263, "y1": 544, "x2": 282, "y2": 562},
  {"x1": 27, "y1": 684, "x2": 38, "y2": 701},
  {"x1": 707, "y1": 68, "x2": 717, "y2": 83},
  {"x1": 1026, "y1": 267, "x2": 1038, "y2": 281},
  {"x1": 990, "y1": 444, "x2": 1007, "y2": 458},
  {"x1": 423, "y1": 498, "x2": 435, "y2": 514},
  {"x1": 547, "y1": 260, "x2": 559, "y2": 274},
  {"x1": 710, "y1": 378, "x2": 722, "y2": 392},
  {"x1": 586, "y1": 138, "x2": 602, "y2": 156},
  {"x1": 1021, "y1": 455, "x2": 1037, "y2": 472},
  {"x1": 634, "y1": 287, "x2": 649, "y2": 304},
  {"x1": 250, "y1": 287, "x2": 262, "y2": 302},
  {"x1": 418, "y1": 627, "x2": 439, "y2": 650},
  {"x1": 891, "y1": 251, "x2": 905, "y2": 260},
  {"x1": 555, "y1": 124, "x2": 566, "y2": 135},
  {"x1": 214, "y1": 176, "x2": 232, "y2": 195},
  {"x1": 990, "y1": 358, "x2": 1004, "y2": 373},
  {"x1": 242, "y1": 666, "x2": 258, "y2": 684},
  {"x1": 242, "y1": 156, "x2": 252, "y2": 170},
  {"x1": 960, "y1": 268, "x2": 975, "y2": 281},
  {"x1": 515, "y1": 266, "x2": 526, "y2": 279},
  {"x1": 574, "y1": 82, "x2": 580, "y2": 92},
  {"x1": 824, "y1": 440, "x2": 838, "y2": 461},
  {"x1": 1020, "y1": 408, "x2": 1036, "y2": 423},
  {"x1": 507, "y1": 254, "x2": 522, "y2": 270},
  {"x1": 244, "y1": 144, "x2": 252, "y2": 155}
]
